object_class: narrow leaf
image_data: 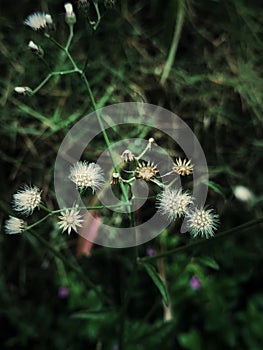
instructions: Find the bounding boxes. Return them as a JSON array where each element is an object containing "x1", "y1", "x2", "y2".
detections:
[
  {"x1": 202, "y1": 180, "x2": 227, "y2": 199},
  {"x1": 198, "y1": 256, "x2": 220, "y2": 270},
  {"x1": 70, "y1": 309, "x2": 115, "y2": 320},
  {"x1": 142, "y1": 262, "x2": 169, "y2": 306}
]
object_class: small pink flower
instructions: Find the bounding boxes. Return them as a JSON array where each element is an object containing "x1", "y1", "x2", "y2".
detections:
[
  {"x1": 190, "y1": 275, "x2": 201, "y2": 290},
  {"x1": 146, "y1": 248, "x2": 156, "y2": 256},
  {"x1": 58, "y1": 286, "x2": 69, "y2": 298}
]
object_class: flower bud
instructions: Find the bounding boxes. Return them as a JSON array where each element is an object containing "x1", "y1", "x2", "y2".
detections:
[
  {"x1": 14, "y1": 86, "x2": 32, "y2": 95},
  {"x1": 64, "y1": 3, "x2": 76, "y2": 25},
  {"x1": 28, "y1": 41, "x2": 44, "y2": 56}
]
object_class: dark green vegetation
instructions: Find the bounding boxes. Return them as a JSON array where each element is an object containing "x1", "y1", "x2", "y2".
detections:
[{"x1": 0, "y1": 0, "x2": 262, "y2": 349}]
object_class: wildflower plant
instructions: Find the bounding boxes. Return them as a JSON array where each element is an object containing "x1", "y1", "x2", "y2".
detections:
[
  {"x1": 2, "y1": 1, "x2": 263, "y2": 349},
  {"x1": 6, "y1": 2, "x2": 263, "y2": 349},
  {"x1": 5, "y1": 2, "x2": 223, "y2": 240}
]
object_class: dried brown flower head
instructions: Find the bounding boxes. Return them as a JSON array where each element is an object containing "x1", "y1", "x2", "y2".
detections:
[
  {"x1": 121, "y1": 150, "x2": 135, "y2": 162},
  {"x1": 173, "y1": 158, "x2": 193, "y2": 176},
  {"x1": 136, "y1": 162, "x2": 158, "y2": 181},
  {"x1": 110, "y1": 172, "x2": 121, "y2": 185}
]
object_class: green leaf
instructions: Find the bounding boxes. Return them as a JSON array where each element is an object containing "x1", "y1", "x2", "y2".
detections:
[
  {"x1": 202, "y1": 180, "x2": 227, "y2": 199},
  {"x1": 70, "y1": 309, "x2": 115, "y2": 320},
  {"x1": 198, "y1": 256, "x2": 220, "y2": 270},
  {"x1": 142, "y1": 262, "x2": 169, "y2": 306}
]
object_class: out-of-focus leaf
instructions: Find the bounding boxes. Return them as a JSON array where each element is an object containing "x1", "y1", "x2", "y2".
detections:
[
  {"x1": 202, "y1": 180, "x2": 227, "y2": 199},
  {"x1": 142, "y1": 262, "x2": 169, "y2": 306},
  {"x1": 70, "y1": 309, "x2": 115, "y2": 320},
  {"x1": 198, "y1": 256, "x2": 220, "y2": 270}
]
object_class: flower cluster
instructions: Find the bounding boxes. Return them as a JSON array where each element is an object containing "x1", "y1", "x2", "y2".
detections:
[
  {"x1": 116, "y1": 140, "x2": 219, "y2": 238},
  {"x1": 5, "y1": 159, "x2": 105, "y2": 236}
]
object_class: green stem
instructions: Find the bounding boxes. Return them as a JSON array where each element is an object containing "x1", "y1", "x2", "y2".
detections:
[
  {"x1": 26, "y1": 214, "x2": 52, "y2": 230},
  {"x1": 65, "y1": 24, "x2": 74, "y2": 51},
  {"x1": 45, "y1": 24, "x2": 131, "y2": 211},
  {"x1": 139, "y1": 217, "x2": 263, "y2": 262},
  {"x1": 160, "y1": 0, "x2": 185, "y2": 85}
]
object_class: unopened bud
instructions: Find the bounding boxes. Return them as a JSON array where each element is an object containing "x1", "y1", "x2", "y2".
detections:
[
  {"x1": 14, "y1": 86, "x2": 32, "y2": 95},
  {"x1": 64, "y1": 3, "x2": 76, "y2": 24},
  {"x1": 28, "y1": 41, "x2": 44, "y2": 56},
  {"x1": 45, "y1": 14, "x2": 53, "y2": 24}
]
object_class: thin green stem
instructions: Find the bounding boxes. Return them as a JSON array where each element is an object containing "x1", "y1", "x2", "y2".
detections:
[
  {"x1": 160, "y1": 0, "x2": 185, "y2": 85},
  {"x1": 65, "y1": 24, "x2": 74, "y2": 51},
  {"x1": 44, "y1": 23, "x2": 131, "y2": 211},
  {"x1": 26, "y1": 213, "x2": 52, "y2": 230},
  {"x1": 31, "y1": 70, "x2": 79, "y2": 95},
  {"x1": 138, "y1": 217, "x2": 263, "y2": 262},
  {"x1": 80, "y1": 72, "x2": 130, "y2": 203}
]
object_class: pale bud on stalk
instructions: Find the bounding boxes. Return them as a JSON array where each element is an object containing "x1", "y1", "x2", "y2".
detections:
[
  {"x1": 45, "y1": 14, "x2": 53, "y2": 24},
  {"x1": 14, "y1": 86, "x2": 32, "y2": 95},
  {"x1": 64, "y1": 3, "x2": 76, "y2": 25},
  {"x1": 28, "y1": 40, "x2": 44, "y2": 56}
]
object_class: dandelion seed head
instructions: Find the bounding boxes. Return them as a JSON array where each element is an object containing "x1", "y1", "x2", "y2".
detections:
[
  {"x1": 173, "y1": 158, "x2": 193, "y2": 176},
  {"x1": 157, "y1": 188, "x2": 192, "y2": 221},
  {"x1": 69, "y1": 161, "x2": 104, "y2": 192},
  {"x1": 186, "y1": 207, "x2": 219, "y2": 238},
  {"x1": 24, "y1": 12, "x2": 48, "y2": 31},
  {"x1": 58, "y1": 208, "x2": 83, "y2": 235},
  {"x1": 5, "y1": 216, "x2": 26, "y2": 235},
  {"x1": 12, "y1": 185, "x2": 41, "y2": 216}
]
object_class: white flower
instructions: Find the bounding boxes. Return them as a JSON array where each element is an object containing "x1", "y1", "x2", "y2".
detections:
[
  {"x1": 12, "y1": 185, "x2": 41, "y2": 216},
  {"x1": 5, "y1": 216, "x2": 26, "y2": 234},
  {"x1": 24, "y1": 12, "x2": 48, "y2": 31},
  {"x1": 186, "y1": 207, "x2": 219, "y2": 238},
  {"x1": 69, "y1": 161, "x2": 104, "y2": 192},
  {"x1": 233, "y1": 185, "x2": 254, "y2": 202},
  {"x1": 157, "y1": 188, "x2": 192, "y2": 221},
  {"x1": 58, "y1": 208, "x2": 83, "y2": 235}
]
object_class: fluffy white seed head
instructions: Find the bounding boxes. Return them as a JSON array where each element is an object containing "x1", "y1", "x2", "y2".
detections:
[
  {"x1": 24, "y1": 12, "x2": 48, "y2": 30},
  {"x1": 186, "y1": 207, "x2": 219, "y2": 238},
  {"x1": 157, "y1": 187, "x2": 193, "y2": 221},
  {"x1": 69, "y1": 161, "x2": 104, "y2": 192},
  {"x1": 12, "y1": 185, "x2": 41, "y2": 216},
  {"x1": 5, "y1": 216, "x2": 26, "y2": 234}
]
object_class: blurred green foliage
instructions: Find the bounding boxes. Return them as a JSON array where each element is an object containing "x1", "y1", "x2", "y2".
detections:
[{"x1": 0, "y1": 0, "x2": 262, "y2": 349}]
